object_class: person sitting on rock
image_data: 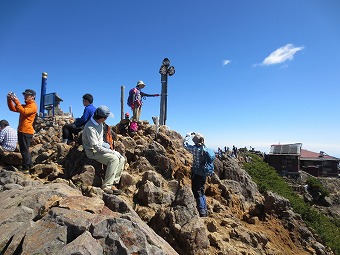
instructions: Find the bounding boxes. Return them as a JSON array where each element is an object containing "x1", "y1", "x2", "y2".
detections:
[
  {"x1": 116, "y1": 112, "x2": 131, "y2": 135},
  {"x1": 82, "y1": 105, "x2": 125, "y2": 195},
  {"x1": 62, "y1": 93, "x2": 96, "y2": 144},
  {"x1": 0, "y1": 119, "x2": 18, "y2": 154}
]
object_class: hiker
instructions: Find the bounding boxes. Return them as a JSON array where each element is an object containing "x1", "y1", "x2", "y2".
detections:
[
  {"x1": 232, "y1": 145, "x2": 238, "y2": 158},
  {"x1": 217, "y1": 147, "x2": 223, "y2": 158},
  {"x1": 82, "y1": 105, "x2": 125, "y2": 195},
  {"x1": 62, "y1": 93, "x2": 96, "y2": 144},
  {"x1": 127, "y1": 80, "x2": 159, "y2": 122},
  {"x1": 0, "y1": 120, "x2": 18, "y2": 153},
  {"x1": 183, "y1": 132, "x2": 209, "y2": 217},
  {"x1": 116, "y1": 113, "x2": 131, "y2": 135},
  {"x1": 7, "y1": 89, "x2": 38, "y2": 173}
]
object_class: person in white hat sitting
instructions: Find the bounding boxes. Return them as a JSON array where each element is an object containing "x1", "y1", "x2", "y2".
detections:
[
  {"x1": 82, "y1": 105, "x2": 125, "y2": 195},
  {"x1": 128, "y1": 80, "x2": 160, "y2": 122}
]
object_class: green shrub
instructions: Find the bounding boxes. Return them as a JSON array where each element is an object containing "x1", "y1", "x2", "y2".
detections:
[
  {"x1": 243, "y1": 154, "x2": 340, "y2": 255},
  {"x1": 306, "y1": 177, "x2": 330, "y2": 198}
]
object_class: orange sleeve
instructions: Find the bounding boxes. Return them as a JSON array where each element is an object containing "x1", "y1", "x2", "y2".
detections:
[
  {"x1": 7, "y1": 98, "x2": 17, "y2": 112},
  {"x1": 14, "y1": 99, "x2": 37, "y2": 116}
]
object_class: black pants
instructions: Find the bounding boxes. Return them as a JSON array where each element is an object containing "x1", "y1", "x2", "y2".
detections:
[
  {"x1": 191, "y1": 173, "x2": 206, "y2": 199},
  {"x1": 62, "y1": 123, "x2": 82, "y2": 140},
  {"x1": 191, "y1": 173, "x2": 208, "y2": 215},
  {"x1": 18, "y1": 132, "x2": 33, "y2": 170}
]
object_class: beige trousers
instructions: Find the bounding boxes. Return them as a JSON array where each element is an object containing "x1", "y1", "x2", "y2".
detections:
[
  {"x1": 85, "y1": 150, "x2": 125, "y2": 188},
  {"x1": 132, "y1": 106, "x2": 142, "y2": 122}
]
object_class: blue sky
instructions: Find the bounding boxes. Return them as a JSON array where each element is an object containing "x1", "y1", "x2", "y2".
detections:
[{"x1": 1, "y1": 0, "x2": 340, "y2": 156}]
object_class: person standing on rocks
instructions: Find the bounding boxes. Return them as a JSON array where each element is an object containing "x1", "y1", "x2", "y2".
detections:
[
  {"x1": 128, "y1": 80, "x2": 159, "y2": 122},
  {"x1": 62, "y1": 93, "x2": 96, "y2": 144},
  {"x1": 0, "y1": 119, "x2": 18, "y2": 153},
  {"x1": 183, "y1": 132, "x2": 208, "y2": 217},
  {"x1": 82, "y1": 105, "x2": 125, "y2": 195},
  {"x1": 7, "y1": 89, "x2": 38, "y2": 174}
]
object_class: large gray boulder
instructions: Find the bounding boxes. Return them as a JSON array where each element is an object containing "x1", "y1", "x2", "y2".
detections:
[{"x1": 0, "y1": 170, "x2": 178, "y2": 255}]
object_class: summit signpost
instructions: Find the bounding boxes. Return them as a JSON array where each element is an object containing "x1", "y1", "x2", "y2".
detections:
[{"x1": 159, "y1": 58, "x2": 175, "y2": 126}]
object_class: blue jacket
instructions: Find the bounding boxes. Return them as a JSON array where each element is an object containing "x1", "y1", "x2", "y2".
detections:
[{"x1": 74, "y1": 104, "x2": 96, "y2": 127}]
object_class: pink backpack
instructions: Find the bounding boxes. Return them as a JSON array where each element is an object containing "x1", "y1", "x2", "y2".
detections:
[{"x1": 129, "y1": 121, "x2": 138, "y2": 132}]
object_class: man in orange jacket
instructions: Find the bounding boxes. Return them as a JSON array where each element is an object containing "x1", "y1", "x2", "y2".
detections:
[{"x1": 7, "y1": 89, "x2": 38, "y2": 173}]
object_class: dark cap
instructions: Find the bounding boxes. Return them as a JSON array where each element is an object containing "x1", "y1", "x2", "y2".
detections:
[
  {"x1": 22, "y1": 89, "x2": 36, "y2": 96},
  {"x1": 95, "y1": 105, "x2": 114, "y2": 118}
]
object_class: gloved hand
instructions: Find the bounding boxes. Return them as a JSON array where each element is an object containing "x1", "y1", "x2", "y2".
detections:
[
  {"x1": 154, "y1": 94, "x2": 160, "y2": 97},
  {"x1": 102, "y1": 142, "x2": 111, "y2": 149}
]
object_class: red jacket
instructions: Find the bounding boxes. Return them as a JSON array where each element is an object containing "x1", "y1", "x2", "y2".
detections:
[{"x1": 7, "y1": 98, "x2": 38, "y2": 135}]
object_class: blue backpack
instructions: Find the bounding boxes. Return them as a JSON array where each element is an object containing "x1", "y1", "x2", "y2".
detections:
[{"x1": 201, "y1": 145, "x2": 215, "y2": 176}]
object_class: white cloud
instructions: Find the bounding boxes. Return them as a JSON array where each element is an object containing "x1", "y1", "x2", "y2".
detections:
[
  {"x1": 260, "y1": 44, "x2": 304, "y2": 66},
  {"x1": 222, "y1": 59, "x2": 231, "y2": 66}
]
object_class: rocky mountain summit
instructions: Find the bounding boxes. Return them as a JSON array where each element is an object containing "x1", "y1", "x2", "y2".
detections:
[{"x1": 0, "y1": 116, "x2": 335, "y2": 255}]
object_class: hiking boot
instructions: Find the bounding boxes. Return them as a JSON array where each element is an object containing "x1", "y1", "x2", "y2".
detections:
[
  {"x1": 102, "y1": 187, "x2": 113, "y2": 194},
  {"x1": 102, "y1": 186, "x2": 122, "y2": 195},
  {"x1": 21, "y1": 168, "x2": 30, "y2": 174},
  {"x1": 199, "y1": 209, "x2": 209, "y2": 217},
  {"x1": 199, "y1": 212, "x2": 208, "y2": 217},
  {"x1": 110, "y1": 185, "x2": 122, "y2": 195}
]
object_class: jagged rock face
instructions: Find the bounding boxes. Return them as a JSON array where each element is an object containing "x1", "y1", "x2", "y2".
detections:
[
  {"x1": 0, "y1": 173, "x2": 176, "y2": 255},
  {"x1": 0, "y1": 118, "x2": 334, "y2": 255}
]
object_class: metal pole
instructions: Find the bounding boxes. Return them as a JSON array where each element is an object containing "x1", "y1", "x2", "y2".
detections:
[
  {"x1": 159, "y1": 75, "x2": 167, "y2": 125},
  {"x1": 39, "y1": 72, "x2": 48, "y2": 117},
  {"x1": 164, "y1": 74, "x2": 168, "y2": 125},
  {"x1": 159, "y1": 58, "x2": 174, "y2": 126},
  {"x1": 52, "y1": 92, "x2": 55, "y2": 117},
  {"x1": 121, "y1": 86, "x2": 125, "y2": 121}
]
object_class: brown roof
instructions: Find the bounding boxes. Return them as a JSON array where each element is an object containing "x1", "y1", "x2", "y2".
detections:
[{"x1": 300, "y1": 149, "x2": 339, "y2": 161}]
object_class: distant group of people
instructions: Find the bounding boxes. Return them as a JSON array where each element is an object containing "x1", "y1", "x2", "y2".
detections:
[
  {"x1": 1, "y1": 79, "x2": 159, "y2": 195},
  {"x1": 217, "y1": 145, "x2": 239, "y2": 158}
]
